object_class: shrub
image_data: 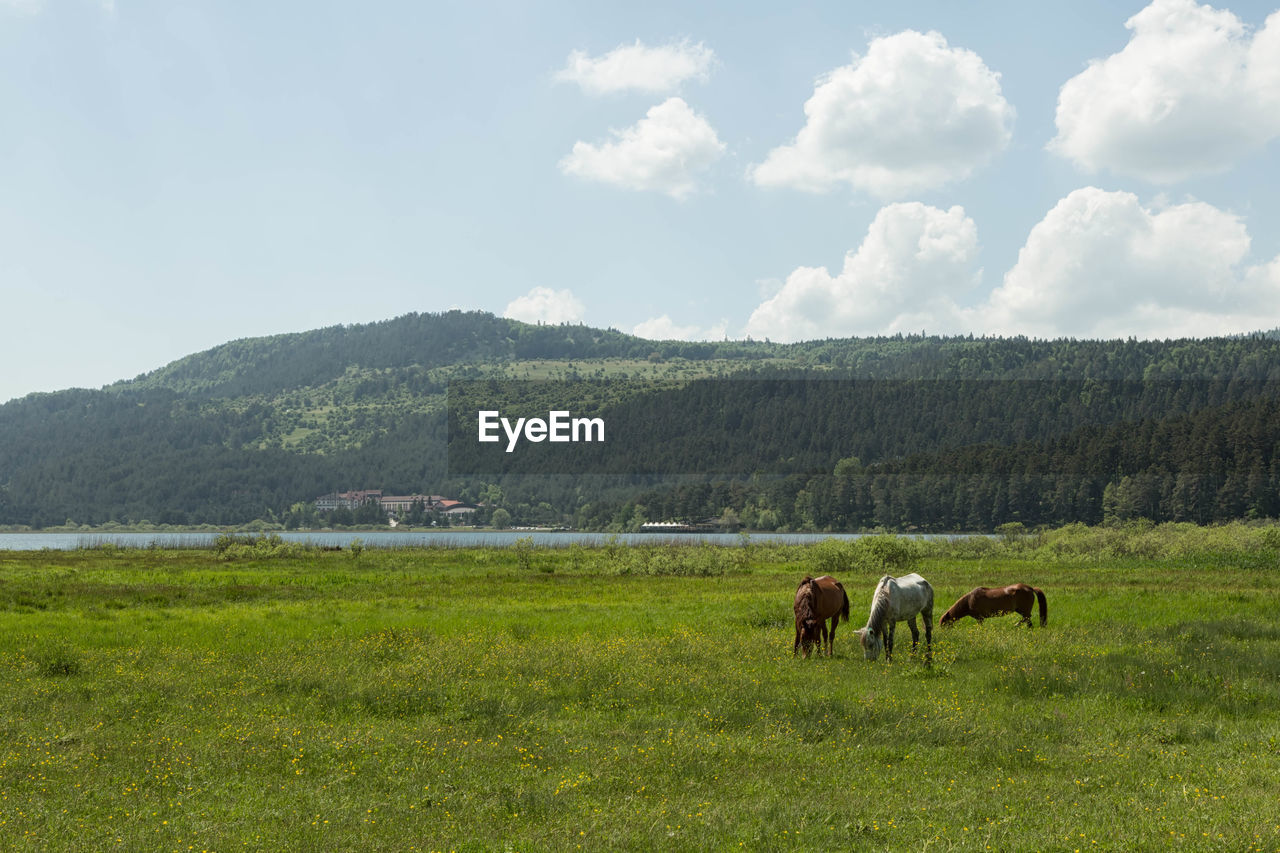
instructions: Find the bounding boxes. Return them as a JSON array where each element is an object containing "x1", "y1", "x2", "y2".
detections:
[
  {"x1": 804, "y1": 535, "x2": 923, "y2": 579},
  {"x1": 512, "y1": 536, "x2": 535, "y2": 571},
  {"x1": 810, "y1": 538, "x2": 857, "y2": 577},
  {"x1": 214, "y1": 533, "x2": 309, "y2": 561},
  {"x1": 608, "y1": 542, "x2": 744, "y2": 576},
  {"x1": 851, "y1": 534, "x2": 922, "y2": 575}
]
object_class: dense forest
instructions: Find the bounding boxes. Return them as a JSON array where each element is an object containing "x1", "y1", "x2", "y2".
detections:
[
  {"x1": 2, "y1": 310, "x2": 1279, "y2": 531},
  {"x1": 586, "y1": 395, "x2": 1280, "y2": 532}
]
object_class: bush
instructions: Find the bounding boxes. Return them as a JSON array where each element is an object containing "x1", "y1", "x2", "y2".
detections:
[
  {"x1": 512, "y1": 536, "x2": 535, "y2": 571},
  {"x1": 929, "y1": 520, "x2": 1280, "y2": 565},
  {"x1": 214, "y1": 533, "x2": 308, "y2": 561},
  {"x1": 608, "y1": 542, "x2": 747, "y2": 576},
  {"x1": 809, "y1": 538, "x2": 856, "y2": 577},
  {"x1": 853, "y1": 535, "x2": 922, "y2": 574},
  {"x1": 804, "y1": 535, "x2": 924, "y2": 580}
]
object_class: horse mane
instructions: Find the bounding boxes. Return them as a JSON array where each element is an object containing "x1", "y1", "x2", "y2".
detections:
[
  {"x1": 795, "y1": 576, "x2": 817, "y2": 623},
  {"x1": 865, "y1": 575, "x2": 893, "y2": 633}
]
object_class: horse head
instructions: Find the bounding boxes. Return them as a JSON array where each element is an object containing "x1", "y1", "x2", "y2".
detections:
[
  {"x1": 799, "y1": 617, "x2": 822, "y2": 655},
  {"x1": 856, "y1": 627, "x2": 883, "y2": 661}
]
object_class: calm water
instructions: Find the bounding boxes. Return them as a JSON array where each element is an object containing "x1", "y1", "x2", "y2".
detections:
[{"x1": 0, "y1": 530, "x2": 967, "y2": 551}]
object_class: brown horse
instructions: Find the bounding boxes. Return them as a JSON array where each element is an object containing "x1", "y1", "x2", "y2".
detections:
[
  {"x1": 940, "y1": 583, "x2": 1047, "y2": 628},
  {"x1": 793, "y1": 575, "x2": 850, "y2": 658}
]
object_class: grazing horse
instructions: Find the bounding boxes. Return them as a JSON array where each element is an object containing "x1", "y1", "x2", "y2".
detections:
[
  {"x1": 940, "y1": 584, "x2": 1047, "y2": 628},
  {"x1": 855, "y1": 573, "x2": 934, "y2": 663},
  {"x1": 793, "y1": 575, "x2": 850, "y2": 658}
]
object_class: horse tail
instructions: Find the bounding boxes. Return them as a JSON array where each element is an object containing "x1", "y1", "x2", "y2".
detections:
[
  {"x1": 1034, "y1": 587, "x2": 1047, "y2": 627},
  {"x1": 838, "y1": 582, "x2": 850, "y2": 621}
]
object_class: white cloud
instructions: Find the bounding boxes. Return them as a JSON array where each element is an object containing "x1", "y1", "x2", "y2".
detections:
[
  {"x1": 745, "y1": 203, "x2": 980, "y2": 341},
  {"x1": 981, "y1": 187, "x2": 1280, "y2": 338},
  {"x1": 632, "y1": 315, "x2": 728, "y2": 341},
  {"x1": 744, "y1": 190, "x2": 1280, "y2": 343},
  {"x1": 502, "y1": 287, "x2": 585, "y2": 325},
  {"x1": 749, "y1": 30, "x2": 1013, "y2": 198},
  {"x1": 559, "y1": 97, "x2": 726, "y2": 199},
  {"x1": 1050, "y1": 0, "x2": 1280, "y2": 183},
  {"x1": 556, "y1": 39, "x2": 715, "y2": 95}
]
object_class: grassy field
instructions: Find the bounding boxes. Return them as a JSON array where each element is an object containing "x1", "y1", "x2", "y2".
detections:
[{"x1": 2, "y1": 531, "x2": 1279, "y2": 851}]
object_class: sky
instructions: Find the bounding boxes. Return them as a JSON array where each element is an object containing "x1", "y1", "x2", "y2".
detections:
[{"x1": 2, "y1": 0, "x2": 1280, "y2": 403}]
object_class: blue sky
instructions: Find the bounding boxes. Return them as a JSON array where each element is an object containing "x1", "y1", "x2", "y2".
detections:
[{"x1": 2, "y1": 0, "x2": 1279, "y2": 402}]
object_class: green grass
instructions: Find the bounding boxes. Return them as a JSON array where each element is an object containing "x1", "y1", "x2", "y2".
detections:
[{"x1": 1, "y1": 542, "x2": 1278, "y2": 851}]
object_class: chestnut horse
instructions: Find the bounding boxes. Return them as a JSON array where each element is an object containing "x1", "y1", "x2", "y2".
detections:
[
  {"x1": 854, "y1": 573, "x2": 934, "y2": 663},
  {"x1": 793, "y1": 575, "x2": 850, "y2": 658},
  {"x1": 940, "y1": 583, "x2": 1047, "y2": 628}
]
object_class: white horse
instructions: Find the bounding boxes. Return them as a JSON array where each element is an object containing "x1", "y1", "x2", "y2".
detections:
[{"x1": 855, "y1": 573, "x2": 934, "y2": 663}]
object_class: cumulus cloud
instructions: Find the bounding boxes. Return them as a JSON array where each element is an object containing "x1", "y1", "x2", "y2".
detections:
[
  {"x1": 743, "y1": 190, "x2": 1280, "y2": 343},
  {"x1": 981, "y1": 187, "x2": 1280, "y2": 338},
  {"x1": 744, "y1": 203, "x2": 980, "y2": 342},
  {"x1": 559, "y1": 97, "x2": 726, "y2": 199},
  {"x1": 556, "y1": 39, "x2": 715, "y2": 95},
  {"x1": 749, "y1": 30, "x2": 1013, "y2": 198},
  {"x1": 632, "y1": 315, "x2": 728, "y2": 341},
  {"x1": 503, "y1": 287, "x2": 586, "y2": 325},
  {"x1": 1050, "y1": 0, "x2": 1280, "y2": 182}
]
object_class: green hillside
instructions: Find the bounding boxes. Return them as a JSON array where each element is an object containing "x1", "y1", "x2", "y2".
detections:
[{"x1": 2, "y1": 310, "x2": 1279, "y2": 530}]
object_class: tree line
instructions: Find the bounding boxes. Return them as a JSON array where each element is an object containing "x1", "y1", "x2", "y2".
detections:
[{"x1": 575, "y1": 396, "x2": 1280, "y2": 532}]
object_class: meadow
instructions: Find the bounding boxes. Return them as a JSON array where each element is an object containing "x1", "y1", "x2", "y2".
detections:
[{"x1": 2, "y1": 526, "x2": 1279, "y2": 852}]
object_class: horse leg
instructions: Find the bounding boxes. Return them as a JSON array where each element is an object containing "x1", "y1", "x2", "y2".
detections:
[
  {"x1": 828, "y1": 615, "x2": 838, "y2": 657},
  {"x1": 923, "y1": 607, "x2": 933, "y2": 666},
  {"x1": 800, "y1": 622, "x2": 814, "y2": 658},
  {"x1": 885, "y1": 623, "x2": 895, "y2": 661},
  {"x1": 908, "y1": 616, "x2": 920, "y2": 653}
]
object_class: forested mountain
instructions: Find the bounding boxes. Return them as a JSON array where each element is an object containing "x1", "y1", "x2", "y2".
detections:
[
  {"x1": 119, "y1": 311, "x2": 779, "y2": 398},
  {"x1": 2, "y1": 309, "x2": 1279, "y2": 530}
]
